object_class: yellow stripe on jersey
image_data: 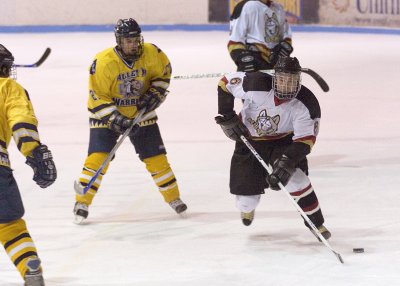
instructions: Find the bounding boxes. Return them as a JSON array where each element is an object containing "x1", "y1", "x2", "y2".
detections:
[{"x1": 228, "y1": 41, "x2": 246, "y2": 54}]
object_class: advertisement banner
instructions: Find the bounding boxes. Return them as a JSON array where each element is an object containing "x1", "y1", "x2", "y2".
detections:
[
  {"x1": 229, "y1": 0, "x2": 317, "y2": 24},
  {"x1": 319, "y1": 0, "x2": 400, "y2": 27}
]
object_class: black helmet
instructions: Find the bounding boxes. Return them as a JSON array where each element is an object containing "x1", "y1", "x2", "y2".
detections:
[
  {"x1": 273, "y1": 57, "x2": 302, "y2": 100},
  {"x1": 0, "y1": 44, "x2": 15, "y2": 78},
  {"x1": 114, "y1": 18, "x2": 143, "y2": 61}
]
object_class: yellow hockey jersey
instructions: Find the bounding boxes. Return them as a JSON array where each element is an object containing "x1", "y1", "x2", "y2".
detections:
[
  {"x1": 87, "y1": 43, "x2": 172, "y2": 127},
  {"x1": 0, "y1": 78, "x2": 40, "y2": 168}
]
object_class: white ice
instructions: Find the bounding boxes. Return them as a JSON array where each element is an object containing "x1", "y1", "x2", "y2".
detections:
[{"x1": 1, "y1": 30, "x2": 400, "y2": 285}]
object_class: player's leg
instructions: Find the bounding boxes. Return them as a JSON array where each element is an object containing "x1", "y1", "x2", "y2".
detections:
[
  {"x1": 130, "y1": 123, "x2": 187, "y2": 214},
  {"x1": 0, "y1": 167, "x2": 44, "y2": 285},
  {"x1": 284, "y1": 167, "x2": 331, "y2": 240},
  {"x1": 269, "y1": 148, "x2": 331, "y2": 240},
  {"x1": 230, "y1": 141, "x2": 269, "y2": 226},
  {"x1": 74, "y1": 127, "x2": 119, "y2": 223}
]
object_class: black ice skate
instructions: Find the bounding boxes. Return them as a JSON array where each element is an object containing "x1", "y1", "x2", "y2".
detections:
[
  {"x1": 169, "y1": 198, "x2": 187, "y2": 215},
  {"x1": 241, "y1": 210, "x2": 255, "y2": 226},
  {"x1": 24, "y1": 257, "x2": 45, "y2": 286},
  {"x1": 73, "y1": 202, "x2": 89, "y2": 224},
  {"x1": 310, "y1": 225, "x2": 331, "y2": 241}
]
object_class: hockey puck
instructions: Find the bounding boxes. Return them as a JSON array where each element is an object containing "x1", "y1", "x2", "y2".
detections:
[{"x1": 353, "y1": 248, "x2": 364, "y2": 253}]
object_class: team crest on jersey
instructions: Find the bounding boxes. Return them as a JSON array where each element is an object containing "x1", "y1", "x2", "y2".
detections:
[
  {"x1": 264, "y1": 13, "x2": 281, "y2": 44},
  {"x1": 247, "y1": 109, "x2": 280, "y2": 136},
  {"x1": 230, "y1": 77, "x2": 242, "y2": 85},
  {"x1": 118, "y1": 77, "x2": 144, "y2": 98}
]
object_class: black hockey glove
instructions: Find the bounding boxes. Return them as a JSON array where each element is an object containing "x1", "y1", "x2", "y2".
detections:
[
  {"x1": 215, "y1": 113, "x2": 250, "y2": 141},
  {"x1": 26, "y1": 144, "x2": 57, "y2": 188},
  {"x1": 235, "y1": 50, "x2": 258, "y2": 72},
  {"x1": 107, "y1": 111, "x2": 138, "y2": 135},
  {"x1": 137, "y1": 86, "x2": 167, "y2": 112},
  {"x1": 266, "y1": 155, "x2": 296, "y2": 191},
  {"x1": 270, "y1": 41, "x2": 293, "y2": 66}
]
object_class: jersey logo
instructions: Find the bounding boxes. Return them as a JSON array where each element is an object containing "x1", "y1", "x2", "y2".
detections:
[
  {"x1": 264, "y1": 13, "x2": 281, "y2": 43},
  {"x1": 90, "y1": 60, "x2": 97, "y2": 75},
  {"x1": 118, "y1": 77, "x2": 144, "y2": 98},
  {"x1": 247, "y1": 109, "x2": 280, "y2": 136},
  {"x1": 230, "y1": 77, "x2": 242, "y2": 85}
]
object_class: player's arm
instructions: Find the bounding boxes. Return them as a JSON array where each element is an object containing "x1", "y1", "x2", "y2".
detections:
[
  {"x1": 215, "y1": 76, "x2": 249, "y2": 141},
  {"x1": 6, "y1": 82, "x2": 56, "y2": 188},
  {"x1": 228, "y1": 3, "x2": 262, "y2": 72},
  {"x1": 137, "y1": 46, "x2": 171, "y2": 112},
  {"x1": 266, "y1": 96, "x2": 320, "y2": 190},
  {"x1": 87, "y1": 58, "x2": 118, "y2": 123}
]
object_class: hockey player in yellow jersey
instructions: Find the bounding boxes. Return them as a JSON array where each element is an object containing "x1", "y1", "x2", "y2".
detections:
[
  {"x1": 73, "y1": 18, "x2": 187, "y2": 223},
  {"x1": 0, "y1": 44, "x2": 57, "y2": 286}
]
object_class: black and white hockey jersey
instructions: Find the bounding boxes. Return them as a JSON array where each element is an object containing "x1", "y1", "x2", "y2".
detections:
[
  {"x1": 218, "y1": 71, "x2": 321, "y2": 151},
  {"x1": 228, "y1": 0, "x2": 292, "y2": 54}
]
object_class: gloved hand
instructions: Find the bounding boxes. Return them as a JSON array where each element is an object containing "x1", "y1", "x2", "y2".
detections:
[
  {"x1": 137, "y1": 86, "x2": 167, "y2": 112},
  {"x1": 266, "y1": 155, "x2": 296, "y2": 191},
  {"x1": 235, "y1": 50, "x2": 258, "y2": 72},
  {"x1": 25, "y1": 144, "x2": 57, "y2": 188},
  {"x1": 270, "y1": 41, "x2": 293, "y2": 66},
  {"x1": 215, "y1": 113, "x2": 250, "y2": 141},
  {"x1": 107, "y1": 111, "x2": 136, "y2": 134}
]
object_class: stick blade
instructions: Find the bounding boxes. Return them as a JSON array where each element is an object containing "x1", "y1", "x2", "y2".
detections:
[
  {"x1": 34, "y1": 47, "x2": 51, "y2": 67},
  {"x1": 14, "y1": 47, "x2": 52, "y2": 68},
  {"x1": 301, "y1": 68, "x2": 330, "y2": 92},
  {"x1": 335, "y1": 252, "x2": 345, "y2": 264}
]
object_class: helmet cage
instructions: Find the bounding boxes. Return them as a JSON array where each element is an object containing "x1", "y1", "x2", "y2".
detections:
[{"x1": 273, "y1": 71, "x2": 301, "y2": 100}]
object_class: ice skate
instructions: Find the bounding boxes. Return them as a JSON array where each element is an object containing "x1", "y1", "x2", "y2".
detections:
[
  {"x1": 310, "y1": 225, "x2": 331, "y2": 241},
  {"x1": 73, "y1": 202, "x2": 89, "y2": 224},
  {"x1": 169, "y1": 198, "x2": 187, "y2": 215},
  {"x1": 24, "y1": 257, "x2": 45, "y2": 286},
  {"x1": 241, "y1": 210, "x2": 255, "y2": 226}
]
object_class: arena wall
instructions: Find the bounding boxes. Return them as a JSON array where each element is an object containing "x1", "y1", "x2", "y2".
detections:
[{"x1": 0, "y1": 0, "x2": 399, "y2": 32}]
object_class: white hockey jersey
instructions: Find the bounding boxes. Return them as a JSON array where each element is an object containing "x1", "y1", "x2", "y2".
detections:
[
  {"x1": 229, "y1": 0, "x2": 292, "y2": 49},
  {"x1": 218, "y1": 71, "x2": 320, "y2": 149}
]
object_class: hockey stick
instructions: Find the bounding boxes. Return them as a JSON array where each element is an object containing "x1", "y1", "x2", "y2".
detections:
[
  {"x1": 173, "y1": 69, "x2": 329, "y2": 92},
  {"x1": 240, "y1": 135, "x2": 344, "y2": 264},
  {"x1": 301, "y1": 68, "x2": 329, "y2": 92},
  {"x1": 74, "y1": 108, "x2": 147, "y2": 195},
  {"x1": 14, "y1": 48, "x2": 51, "y2": 68}
]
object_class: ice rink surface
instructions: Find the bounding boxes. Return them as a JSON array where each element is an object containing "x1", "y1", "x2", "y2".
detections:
[{"x1": 1, "y1": 30, "x2": 400, "y2": 285}]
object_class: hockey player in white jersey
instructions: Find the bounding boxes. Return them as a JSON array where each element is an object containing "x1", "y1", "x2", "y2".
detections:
[
  {"x1": 215, "y1": 57, "x2": 331, "y2": 240},
  {"x1": 228, "y1": 0, "x2": 293, "y2": 72}
]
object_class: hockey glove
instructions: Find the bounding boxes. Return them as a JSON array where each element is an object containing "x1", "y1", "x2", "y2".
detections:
[
  {"x1": 235, "y1": 50, "x2": 258, "y2": 72},
  {"x1": 270, "y1": 41, "x2": 293, "y2": 66},
  {"x1": 107, "y1": 111, "x2": 138, "y2": 135},
  {"x1": 26, "y1": 144, "x2": 57, "y2": 188},
  {"x1": 137, "y1": 86, "x2": 167, "y2": 112},
  {"x1": 266, "y1": 155, "x2": 296, "y2": 191},
  {"x1": 215, "y1": 113, "x2": 250, "y2": 141}
]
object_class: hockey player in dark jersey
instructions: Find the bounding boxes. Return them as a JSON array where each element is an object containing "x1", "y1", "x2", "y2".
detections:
[
  {"x1": 215, "y1": 57, "x2": 331, "y2": 240},
  {"x1": 0, "y1": 44, "x2": 57, "y2": 286},
  {"x1": 229, "y1": 0, "x2": 293, "y2": 72},
  {"x1": 73, "y1": 18, "x2": 187, "y2": 223}
]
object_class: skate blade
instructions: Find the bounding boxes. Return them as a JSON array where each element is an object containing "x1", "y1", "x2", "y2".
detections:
[{"x1": 73, "y1": 215, "x2": 86, "y2": 225}]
